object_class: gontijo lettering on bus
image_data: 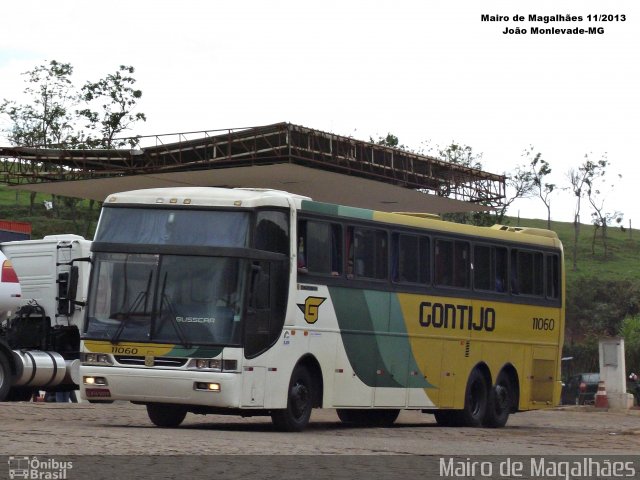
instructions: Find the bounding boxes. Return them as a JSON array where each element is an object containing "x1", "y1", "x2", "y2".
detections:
[{"x1": 419, "y1": 301, "x2": 496, "y2": 332}]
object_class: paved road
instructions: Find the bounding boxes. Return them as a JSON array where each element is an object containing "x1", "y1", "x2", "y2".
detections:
[{"x1": 1, "y1": 402, "x2": 639, "y2": 456}]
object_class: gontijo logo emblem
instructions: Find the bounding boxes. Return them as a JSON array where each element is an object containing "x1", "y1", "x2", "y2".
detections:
[{"x1": 297, "y1": 296, "x2": 326, "y2": 324}]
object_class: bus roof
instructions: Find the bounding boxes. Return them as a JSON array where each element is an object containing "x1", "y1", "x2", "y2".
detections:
[
  {"x1": 299, "y1": 199, "x2": 561, "y2": 249},
  {"x1": 104, "y1": 187, "x2": 561, "y2": 249},
  {"x1": 104, "y1": 187, "x2": 310, "y2": 209}
]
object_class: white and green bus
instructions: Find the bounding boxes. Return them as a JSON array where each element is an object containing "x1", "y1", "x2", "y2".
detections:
[{"x1": 80, "y1": 187, "x2": 564, "y2": 431}]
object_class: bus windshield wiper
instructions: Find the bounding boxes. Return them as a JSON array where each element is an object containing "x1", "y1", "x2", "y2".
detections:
[
  {"x1": 110, "y1": 270, "x2": 153, "y2": 344},
  {"x1": 157, "y1": 272, "x2": 191, "y2": 348}
]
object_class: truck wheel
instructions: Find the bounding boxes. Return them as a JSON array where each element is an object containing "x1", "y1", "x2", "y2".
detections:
[
  {"x1": 0, "y1": 352, "x2": 12, "y2": 402},
  {"x1": 271, "y1": 365, "x2": 314, "y2": 432},
  {"x1": 146, "y1": 403, "x2": 187, "y2": 428}
]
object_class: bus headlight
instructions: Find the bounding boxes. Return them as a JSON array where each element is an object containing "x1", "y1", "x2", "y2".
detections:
[
  {"x1": 189, "y1": 359, "x2": 238, "y2": 371},
  {"x1": 81, "y1": 353, "x2": 113, "y2": 365},
  {"x1": 83, "y1": 376, "x2": 108, "y2": 386}
]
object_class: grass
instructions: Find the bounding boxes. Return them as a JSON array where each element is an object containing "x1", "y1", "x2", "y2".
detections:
[{"x1": 507, "y1": 216, "x2": 640, "y2": 286}]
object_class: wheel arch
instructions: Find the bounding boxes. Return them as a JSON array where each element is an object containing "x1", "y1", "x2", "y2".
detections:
[
  {"x1": 294, "y1": 353, "x2": 324, "y2": 408},
  {"x1": 473, "y1": 361, "x2": 492, "y2": 388}
]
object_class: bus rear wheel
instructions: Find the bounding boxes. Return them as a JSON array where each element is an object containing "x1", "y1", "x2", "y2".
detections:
[
  {"x1": 271, "y1": 365, "x2": 314, "y2": 432},
  {"x1": 336, "y1": 408, "x2": 400, "y2": 427},
  {"x1": 146, "y1": 403, "x2": 187, "y2": 428},
  {"x1": 461, "y1": 369, "x2": 489, "y2": 427},
  {"x1": 483, "y1": 373, "x2": 512, "y2": 428}
]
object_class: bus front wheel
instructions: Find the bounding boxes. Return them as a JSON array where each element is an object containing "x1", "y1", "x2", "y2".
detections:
[
  {"x1": 271, "y1": 365, "x2": 314, "y2": 432},
  {"x1": 146, "y1": 403, "x2": 187, "y2": 428}
]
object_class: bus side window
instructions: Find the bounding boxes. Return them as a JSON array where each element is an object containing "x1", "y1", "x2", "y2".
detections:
[
  {"x1": 473, "y1": 245, "x2": 492, "y2": 291},
  {"x1": 495, "y1": 247, "x2": 508, "y2": 293},
  {"x1": 435, "y1": 239, "x2": 452, "y2": 286},
  {"x1": 546, "y1": 254, "x2": 559, "y2": 299},
  {"x1": 511, "y1": 249, "x2": 544, "y2": 296},
  {"x1": 392, "y1": 234, "x2": 430, "y2": 284},
  {"x1": 297, "y1": 220, "x2": 342, "y2": 276},
  {"x1": 349, "y1": 227, "x2": 387, "y2": 280}
]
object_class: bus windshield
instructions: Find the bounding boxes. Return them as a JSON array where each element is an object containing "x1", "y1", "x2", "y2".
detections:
[
  {"x1": 95, "y1": 207, "x2": 250, "y2": 247},
  {"x1": 85, "y1": 253, "x2": 245, "y2": 346}
]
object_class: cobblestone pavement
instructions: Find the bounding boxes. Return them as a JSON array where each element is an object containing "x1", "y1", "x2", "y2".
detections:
[{"x1": 1, "y1": 402, "x2": 639, "y2": 456}]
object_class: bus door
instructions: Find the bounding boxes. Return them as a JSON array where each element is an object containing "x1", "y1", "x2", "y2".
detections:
[{"x1": 241, "y1": 261, "x2": 272, "y2": 407}]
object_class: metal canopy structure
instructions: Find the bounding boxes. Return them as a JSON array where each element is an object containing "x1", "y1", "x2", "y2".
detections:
[{"x1": 0, "y1": 122, "x2": 506, "y2": 214}]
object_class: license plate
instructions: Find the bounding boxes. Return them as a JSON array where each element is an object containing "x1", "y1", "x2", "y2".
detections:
[{"x1": 85, "y1": 388, "x2": 111, "y2": 398}]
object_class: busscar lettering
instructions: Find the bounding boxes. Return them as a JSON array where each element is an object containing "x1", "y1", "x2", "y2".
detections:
[{"x1": 419, "y1": 301, "x2": 496, "y2": 332}]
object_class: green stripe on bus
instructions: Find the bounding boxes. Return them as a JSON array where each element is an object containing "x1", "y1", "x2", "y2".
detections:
[
  {"x1": 329, "y1": 287, "x2": 432, "y2": 388},
  {"x1": 301, "y1": 200, "x2": 373, "y2": 221}
]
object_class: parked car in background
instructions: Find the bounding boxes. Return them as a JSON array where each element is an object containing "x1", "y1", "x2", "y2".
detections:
[{"x1": 561, "y1": 373, "x2": 600, "y2": 405}]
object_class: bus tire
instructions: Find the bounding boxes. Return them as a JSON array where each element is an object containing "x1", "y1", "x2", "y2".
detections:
[
  {"x1": 146, "y1": 403, "x2": 187, "y2": 428},
  {"x1": 271, "y1": 365, "x2": 314, "y2": 432},
  {"x1": 460, "y1": 368, "x2": 489, "y2": 427},
  {"x1": 0, "y1": 351, "x2": 12, "y2": 402},
  {"x1": 336, "y1": 408, "x2": 400, "y2": 427},
  {"x1": 483, "y1": 373, "x2": 512, "y2": 428}
]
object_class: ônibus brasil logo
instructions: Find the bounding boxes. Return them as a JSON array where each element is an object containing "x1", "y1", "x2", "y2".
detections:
[{"x1": 8, "y1": 456, "x2": 73, "y2": 480}]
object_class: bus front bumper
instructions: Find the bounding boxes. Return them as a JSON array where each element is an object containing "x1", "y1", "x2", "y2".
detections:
[{"x1": 79, "y1": 365, "x2": 242, "y2": 407}]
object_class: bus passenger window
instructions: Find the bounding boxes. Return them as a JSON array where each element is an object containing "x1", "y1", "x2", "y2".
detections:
[
  {"x1": 495, "y1": 247, "x2": 508, "y2": 292},
  {"x1": 474, "y1": 245, "x2": 508, "y2": 293},
  {"x1": 473, "y1": 245, "x2": 492, "y2": 291},
  {"x1": 393, "y1": 234, "x2": 431, "y2": 285},
  {"x1": 393, "y1": 234, "x2": 419, "y2": 283},
  {"x1": 453, "y1": 241, "x2": 470, "y2": 288},
  {"x1": 546, "y1": 254, "x2": 560, "y2": 299},
  {"x1": 435, "y1": 239, "x2": 452, "y2": 286},
  {"x1": 511, "y1": 249, "x2": 544, "y2": 296},
  {"x1": 297, "y1": 220, "x2": 342, "y2": 276},
  {"x1": 348, "y1": 227, "x2": 387, "y2": 280}
]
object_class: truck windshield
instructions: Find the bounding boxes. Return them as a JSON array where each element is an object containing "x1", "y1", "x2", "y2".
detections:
[{"x1": 85, "y1": 253, "x2": 245, "y2": 346}]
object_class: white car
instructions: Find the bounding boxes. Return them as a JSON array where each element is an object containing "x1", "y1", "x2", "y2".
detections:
[{"x1": 0, "y1": 250, "x2": 22, "y2": 319}]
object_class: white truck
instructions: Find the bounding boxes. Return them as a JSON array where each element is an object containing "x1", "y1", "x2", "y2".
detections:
[{"x1": 0, "y1": 235, "x2": 91, "y2": 402}]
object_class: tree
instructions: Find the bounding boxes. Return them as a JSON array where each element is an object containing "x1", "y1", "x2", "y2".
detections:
[
  {"x1": 495, "y1": 164, "x2": 535, "y2": 225},
  {"x1": 567, "y1": 154, "x2": 607, "y2": 270},
  {"x1": 78, "y1": 65, "x2": 146, "y2": 148},
  {"x1": 0, "y1": 60, "x2": 77, "y2": 147},
  {"x1": 0, "y1": 60, "x2": 147, "y2": 227},
  {"x1": 584, "y1": 156, "x2": 623, "y2": 259},
  {"x1": 0, "y1": 60, "x2": 78, "y2": 214},
  {"x1": 526, "y1": 147, "x2": 554, "y2": 230}
]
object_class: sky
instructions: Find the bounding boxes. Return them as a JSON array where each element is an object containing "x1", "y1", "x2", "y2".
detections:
[{"x1": 1, "y1": 0, "x2": 639, "y2": 225}]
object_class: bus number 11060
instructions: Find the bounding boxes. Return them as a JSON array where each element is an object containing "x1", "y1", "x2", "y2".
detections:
[{"x1": 532, "y1": 317, "x2": 555, "y2": 331}]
